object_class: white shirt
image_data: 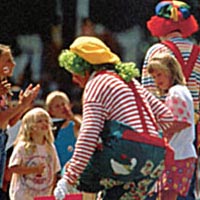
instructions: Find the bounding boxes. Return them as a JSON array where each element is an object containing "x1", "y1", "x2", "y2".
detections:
[{"x1": 166, "y1": 85, "x2": 197, "y2": 160}]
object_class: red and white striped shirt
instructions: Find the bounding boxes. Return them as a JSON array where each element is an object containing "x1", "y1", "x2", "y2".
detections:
[{"x1": 64, "y1": 71, "x2": 174, "y2": 184}]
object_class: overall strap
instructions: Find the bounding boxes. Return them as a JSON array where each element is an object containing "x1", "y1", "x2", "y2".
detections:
[
  {"x1": 127, "y1": 81, "x2": 159, "y2": 133},
  {"x1": 95, "y1": 70, "x2": 158, "y2": 133},
  {"x1": 162, "y1": 40, "x2": 199, "y2": 81}
]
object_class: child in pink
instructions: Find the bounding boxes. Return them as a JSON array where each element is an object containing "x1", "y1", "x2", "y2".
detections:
[
  {"x1": 9, "y1": 107, "x2": 61, "y2": 200},
  {"x1": 147, "y1": 53, "x2": 197, "y2": 200}
]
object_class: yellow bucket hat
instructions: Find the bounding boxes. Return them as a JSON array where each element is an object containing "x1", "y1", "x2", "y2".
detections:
[
  {"x1": 58, "y1": 36, "x2": 139, "y2": 82},
  {"x1": 70, "y1": 36, "x2": 120, "y2": 64}
]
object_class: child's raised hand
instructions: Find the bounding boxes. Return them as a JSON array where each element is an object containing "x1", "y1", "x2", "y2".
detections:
[{"x1": 64, "y1": 104, "x2": 74, "y2": 119}]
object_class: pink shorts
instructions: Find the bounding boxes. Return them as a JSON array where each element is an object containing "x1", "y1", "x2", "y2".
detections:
[{"x1": 157, "y1": 157, "x2": 196, "y2": 197}]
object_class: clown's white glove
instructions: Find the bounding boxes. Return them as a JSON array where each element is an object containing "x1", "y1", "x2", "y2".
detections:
[{"x1": 54, "y1": 178, "x2": 69, "y2": 200}]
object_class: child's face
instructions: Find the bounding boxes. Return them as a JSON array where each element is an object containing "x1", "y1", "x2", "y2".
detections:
[
  {"x1": 151, "y1": 69, "x2": 172, "y2": 90},
  {"x1": 49, "y1": 96, "x2": 72, "y2": 119},
  {"x1": 0, "y1": 50, "x2": 16, "y2": 78},
  {"x1": 33, "y1": 114, "x2": 51, "y2": 136}
]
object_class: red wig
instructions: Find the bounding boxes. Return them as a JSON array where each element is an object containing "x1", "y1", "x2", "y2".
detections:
[{"x1": 147, "y1": 1, "x2": 199, "y2": 38}]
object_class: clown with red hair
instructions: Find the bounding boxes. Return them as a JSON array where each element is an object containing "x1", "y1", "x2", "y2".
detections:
[
  {"x1": 142, "y1": 1, "x2": 200, "y2": 200},
  {"x1": 147, "y1": 0, "x2": 198, "y2": 38}
]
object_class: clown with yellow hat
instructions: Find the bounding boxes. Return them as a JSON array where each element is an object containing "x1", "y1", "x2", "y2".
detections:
[{"x1": 53, "y1": 36, "x2": 180, "y2": 200}]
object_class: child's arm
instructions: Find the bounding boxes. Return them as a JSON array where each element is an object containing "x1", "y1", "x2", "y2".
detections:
[
  {"x1": 72, "y1": 114, "x2": 82, "y2": 138},
  {"x1": 9, "y1": 163, "x2": 45, "y2": 175},
  {"x1": 0, "y1": 84, "x2": 40, "y2": 128},
  {"x1": 163, "y1": 121, "x2": 191, "y2": 141},
  {"x1": 65, "y1": 104, "x2": 82, "y2": 138},
  {"x1": 163, "y1": 91, "x2": 192, "y2": 140},
  {"x1": 52, "y1": 174, "x2": 59, "y2": 192}
]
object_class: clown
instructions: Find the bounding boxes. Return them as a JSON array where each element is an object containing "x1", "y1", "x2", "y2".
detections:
[
  {"x1": 141, "y1": 0, "x2": 199, "y2": 132},
  {"x1": 53, "y1": 36, "x2": 181, "y2": 200},
  {"x1": 141, "y1": 1, "x2": 200, "y2": 199}
]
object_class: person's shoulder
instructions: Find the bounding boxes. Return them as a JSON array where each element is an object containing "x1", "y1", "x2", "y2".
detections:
[
  {"x1": 13, "y1": 141, "x2": 25, "y2": 151},
  {"x1": 169, "y1": 85, "x2": 190, "y2": 96},
  {"x1": 90, "y1": 70, "x2": 122, "y2": 84},
  {"x1": 87, "y1": 71, "x2": 127, "y2": 94},
  {"x1": 148, "y1": 42, "x2": 166, "y2": 49},
  {"x1": 50, "y1": 142, "x2": 57, "y2": 150},
  {"x1": 170, "y1": 37, "x2": 193, "y2": 44},
  {"x1": 145, "y1": 42, "x2": 168, "y2": 57},
  {"x1": 170, "y1": 84, "x2": 183, "y2": 90},
  {"x1": 169, "y1": 85, "x2": 193, "y2": 105}
]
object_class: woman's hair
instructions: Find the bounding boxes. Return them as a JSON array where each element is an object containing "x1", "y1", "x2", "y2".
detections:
[
  {"x1": 14, "y1": 107, "x2": 54, "y2": 153},
  {"x1": 0, "y1": 44, "x2": 10, "y2": 55},
  {"x1": 45, "y1": 90, "x2": 70, "y2": 111},
  {"x1": 147, "y1": 53, "x2": 186, "y2": 95}
]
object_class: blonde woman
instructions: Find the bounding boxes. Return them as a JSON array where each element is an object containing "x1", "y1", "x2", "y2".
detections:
[
  {"x1": 0, "y1": 44, "x2": 40, "y2": 197},
  {"x1": 8, "y1": 107, "x2": 60, "y2": 200},
  {"x1": 147, "y1": 53, "x2": 197, "y2": 200}
]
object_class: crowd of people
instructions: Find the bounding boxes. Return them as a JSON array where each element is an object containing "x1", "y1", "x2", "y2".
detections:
[{"x1": 0, "y1": 1, "x2": 199, "y2": 200}]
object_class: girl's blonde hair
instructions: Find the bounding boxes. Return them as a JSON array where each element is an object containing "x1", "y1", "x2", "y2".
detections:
[
  {"x1": 147, "y1": 53, "x2": 186, "y2": 95},
  {"x1": 15, "y1": 107, "x2": 54, "y2": 153},
  {"x1": 45, "y1": 90, "x2": 70, "y2": 111}
]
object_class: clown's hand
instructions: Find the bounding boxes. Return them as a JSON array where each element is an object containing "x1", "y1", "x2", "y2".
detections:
[{"x1": 54, "y1": 178, "x2": 69, "y2": 200}]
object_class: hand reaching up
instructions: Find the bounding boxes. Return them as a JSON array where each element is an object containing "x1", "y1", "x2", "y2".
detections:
[{"x1": 18, "y1": 84, "x2": 40, "y2": 108}]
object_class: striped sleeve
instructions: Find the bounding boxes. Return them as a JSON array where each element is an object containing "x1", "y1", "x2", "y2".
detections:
[{"x1": 64, "y1": 102, "x2": 106, "y2": 184}]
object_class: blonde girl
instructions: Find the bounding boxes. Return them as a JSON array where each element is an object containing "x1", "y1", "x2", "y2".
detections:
[
  {"x1": 45, "y1": 91, "x2": 81, "y2": 170},
  {"x1": 147, "y1": 53, "x2": 197, "y2": 200},
  {"x1": 8, "y1": 107, "x2": 61, "y2": 200},
  {"x1": 147, "y1": 53, "x2": 186, "y2": 97}
]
